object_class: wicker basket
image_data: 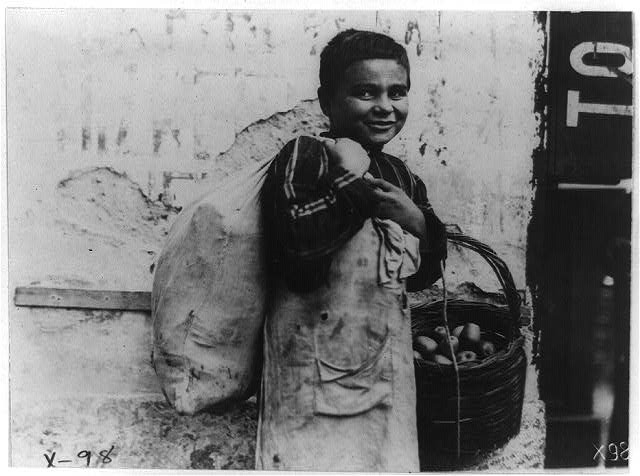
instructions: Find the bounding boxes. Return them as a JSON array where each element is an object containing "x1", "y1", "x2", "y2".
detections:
[{"x1": 412, "y1": 232, "x2": 527, "y2": 460}]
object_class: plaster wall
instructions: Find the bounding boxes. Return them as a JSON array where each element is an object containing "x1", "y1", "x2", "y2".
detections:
[{"x1": 7, "y1": 9, "x2": 545, "y2": 291}]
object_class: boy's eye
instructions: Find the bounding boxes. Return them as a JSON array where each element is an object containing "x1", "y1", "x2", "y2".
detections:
[
  {"x1": 389, "y1": 86, "x2": 408, "y2": 99},
  {"x1": 352, "y1": 87, "x2": 375, "y2": 99}
]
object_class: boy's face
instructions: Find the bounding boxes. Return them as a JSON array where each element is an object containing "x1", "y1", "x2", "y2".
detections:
[{"x1": 321, "y1": 58, "x2": 409, "y2": 148}]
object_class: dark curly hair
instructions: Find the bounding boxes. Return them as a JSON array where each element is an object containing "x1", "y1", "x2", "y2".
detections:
[{"x1": 319, "y1": 29, "x2": 411, "y2": 96}]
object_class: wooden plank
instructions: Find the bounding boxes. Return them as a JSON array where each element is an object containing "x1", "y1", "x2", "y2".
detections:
[
  {"x1": 13, "y1": 285, "x2": 526, "y2": 313},
  {"x1": 14, "y1": 287, "x2": 152, "y2": 311}
]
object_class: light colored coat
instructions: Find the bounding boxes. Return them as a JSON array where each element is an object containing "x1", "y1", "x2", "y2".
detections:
[{"x1": 256, "y1": 219, "x2": 420, "y2": 472}]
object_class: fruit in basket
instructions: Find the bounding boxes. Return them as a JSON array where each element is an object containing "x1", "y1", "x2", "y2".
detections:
[
  {"x1": 459, "y1": 323, "x2": 482, "y2": 351},
  {"x1": 432, "y1": 326, "x2": 448, "y2": 341},
  {"x1": 452, "y1": 325, "x2": 464, "y2": 338},
  {"x1": 460, "y1": 322, "x2": 481, "y2": 342},
  {"x1": 456, "y1": 350, "x2": 478, "y2": 363},
  {"x1": 433, "y1": 354, "x2": 453, "y2": 365},
  {"x1": 414, "y1": 335, "x2": 438, "y2": 359},
  {"x1": 479, "y1": 339, "x2": 496, "y2": 358},
  {"x1": 437, "y1": 335, "x2": 459, "y2": 358}
]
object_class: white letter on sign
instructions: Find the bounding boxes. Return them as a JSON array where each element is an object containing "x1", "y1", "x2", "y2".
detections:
[
  {"x1": 566, "y1": 90, "x2": 633, "y2": 127},
  {"x1": 570, "y1": 42, "x2": 633, "y2": 77}
]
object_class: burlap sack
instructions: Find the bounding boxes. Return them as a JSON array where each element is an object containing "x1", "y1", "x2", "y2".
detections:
[{"x1": 151, "y1": 159, "x2": 272, "y2": 415}]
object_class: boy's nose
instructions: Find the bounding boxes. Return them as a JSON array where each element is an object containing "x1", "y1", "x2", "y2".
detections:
[{"x1": 372, "y1": 94, "x2": 393, "y2": 114}]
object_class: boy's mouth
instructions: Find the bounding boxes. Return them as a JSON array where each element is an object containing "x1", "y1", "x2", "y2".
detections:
[{"x1": 365, "y1": 121, "x2": 396, "y2": 132}]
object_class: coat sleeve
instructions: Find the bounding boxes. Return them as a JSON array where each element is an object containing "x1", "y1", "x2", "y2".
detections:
[
  {"x1": 406, "y1": 174, "x2": 447, "y2": 292},
  {"x1": 264, "y1": 136, "x2": 378, "y2": 291}
]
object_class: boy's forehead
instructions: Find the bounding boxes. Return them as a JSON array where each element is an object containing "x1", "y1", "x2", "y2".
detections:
[{"x1": 341, "y1": 59, "x2": 408, "y2": 85}]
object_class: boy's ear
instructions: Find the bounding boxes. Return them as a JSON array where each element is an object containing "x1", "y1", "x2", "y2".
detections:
[{"x1": 317, "y1": 87, "x2": 331, "y2": 118}]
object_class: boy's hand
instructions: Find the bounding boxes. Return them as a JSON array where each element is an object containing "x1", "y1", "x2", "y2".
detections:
[
  {"x1": 366, "y1": 177, "x2": 427, "y2": 241},
  {"x1": 320, "y1": 137, "x2": 371, "y2": 176}
]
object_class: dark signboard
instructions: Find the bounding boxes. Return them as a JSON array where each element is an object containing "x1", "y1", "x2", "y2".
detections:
[
  {"x1": 537, "y1": 11, "x2": 633, "y2": 469},
  {"x1": 548, "y1": 12, "x2": 633, "y2": 183}
]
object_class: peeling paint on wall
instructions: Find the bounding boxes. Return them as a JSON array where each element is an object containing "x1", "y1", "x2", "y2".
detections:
[
  {"x1": 152, "y1": 128, "x2": 163, "y2": 154},
  {"x1": 116, "y1": 124, "x2": 128, "y2": 147},
  {"x1": 97, "y1": 129, "x2": 106, "y2": 152},
  {"x1": 57, "y1": 129, "x2": 66, "y2": 152},
  {"x1": 404, "y1": 20, "x2": 423, "y2": 56},
  {"x1": 81, "y1": 127, "x2": 91, "y2": 151},
  {"x1": 129, "y1": 27, "x2": 146, "y2": 48}
]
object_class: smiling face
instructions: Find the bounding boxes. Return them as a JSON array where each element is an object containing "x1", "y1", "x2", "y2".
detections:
[{"x1": 319, "y1": 58, "x2": 409, "y2": 148}]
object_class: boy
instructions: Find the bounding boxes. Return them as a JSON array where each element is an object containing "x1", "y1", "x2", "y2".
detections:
[{"x1": 257, "y1": 29, "x2": 447, "y2": 472}]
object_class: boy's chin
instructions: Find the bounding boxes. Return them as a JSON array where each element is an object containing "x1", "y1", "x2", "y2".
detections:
[
  {"x1": 329, "y1": 128, "x2": 400, "y2": 148},
  {"x1": 359, "y1": 132, "x2": 398, "y2": 148}
]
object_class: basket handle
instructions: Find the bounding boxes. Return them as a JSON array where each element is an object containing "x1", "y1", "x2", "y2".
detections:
[{"x1": 444, "y1": 232, "x2": 522, "y2": 337}]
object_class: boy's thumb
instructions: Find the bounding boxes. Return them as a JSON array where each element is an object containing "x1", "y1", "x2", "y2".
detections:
[{"x1": 316, "y1": 136, "x2": 336, "y2": 146}]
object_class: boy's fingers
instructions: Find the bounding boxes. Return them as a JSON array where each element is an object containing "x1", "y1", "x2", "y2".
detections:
[
  {"x1": 365, "y1": 177, "x2": 386, "y2": 187},
  {"x1": 365, "y1": 177, "x2": 395, "y2": 191},
  {"x1": 370, "y1": 188, "x2": 387, "y2": 198},
  {"x1": 371, "y1": 189, "x2": 396, "y2": 203}
]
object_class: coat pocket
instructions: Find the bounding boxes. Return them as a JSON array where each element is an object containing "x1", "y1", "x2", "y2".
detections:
[{"x1": 313, "y1": 327, "x2": 393, "y2": 416}]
